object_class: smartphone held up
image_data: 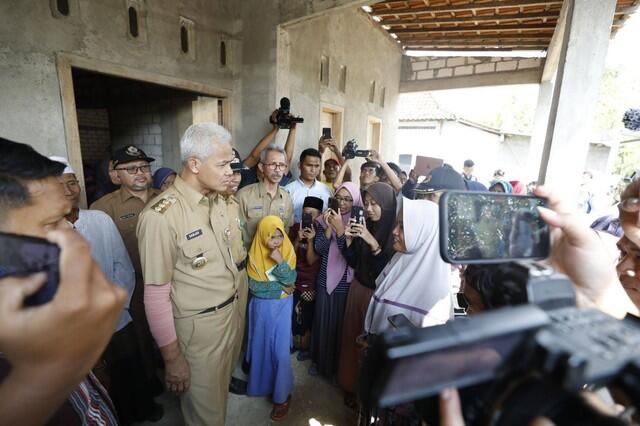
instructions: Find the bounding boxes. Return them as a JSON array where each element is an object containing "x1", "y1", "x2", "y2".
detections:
[
  {"x1": 0, "y1": 232, "x2": 61, "y2": 306},
  {"x1": 439, "y1": 191, "x2": 550, "y2": 264}
]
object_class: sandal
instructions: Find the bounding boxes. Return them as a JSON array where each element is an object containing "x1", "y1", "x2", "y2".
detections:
[{"x1": 270, "y1": 395, "x2": 291, "y2": 421}]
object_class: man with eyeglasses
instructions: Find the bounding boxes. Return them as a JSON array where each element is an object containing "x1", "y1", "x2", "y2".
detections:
[
  {"x1": 90, "y1": 144, "x2": 162, "y2": 393},
  {"x1": 50, "y1": 156, "x2": 163, "y2": 423},
  {"x1": 236, "y1": 144, "x2": 294, "y2": 249}
]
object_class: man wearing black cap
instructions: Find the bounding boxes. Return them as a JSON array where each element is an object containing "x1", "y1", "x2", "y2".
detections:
[
  {"x1": 225, "y1": 149, "x2": 251, "y2": 395},
  {"x1": 413, "y1": 165, "x2": 467, "y2": 203},
  {"x1": 90, "y1": 144, "x2": 162, "y2": 394}
]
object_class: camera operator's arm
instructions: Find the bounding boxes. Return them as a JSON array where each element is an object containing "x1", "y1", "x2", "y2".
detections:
[
  {"x1": 333, "y1": 158, "x2": 352, "y2": 189},
  {"x1": 535, "y1": 186, "x2": 628, "y2": 318},
  {"x1": 0, "y1": 229, "x2": 126, "y2": 426},
  {"x1": 368, "y1": 150, "x2": 403, "y2": 192},
  {"x1": 284, "y1": 122, "x2": 297, "y2": 168},
  {"x1": 244, "y1": 110, "x2": 279, "y2": 168}
]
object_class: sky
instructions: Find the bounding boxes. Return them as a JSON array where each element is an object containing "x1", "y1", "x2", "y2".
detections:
[{"x1": 416, "y1": 11, "x2": 640, "y2": 132}]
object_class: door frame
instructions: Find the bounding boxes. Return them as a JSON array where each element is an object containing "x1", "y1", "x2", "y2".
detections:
[{"x1": 56, "y1": 52, "x2": 232, "y2": 206}]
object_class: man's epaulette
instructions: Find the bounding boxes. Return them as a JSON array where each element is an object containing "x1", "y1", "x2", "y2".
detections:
[{"x1": 151, "y1": 195, "x2": 177, "y2": 214}]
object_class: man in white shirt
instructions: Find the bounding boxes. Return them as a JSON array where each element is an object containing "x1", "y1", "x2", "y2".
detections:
[
  {"x1": 51, "y1": 156, "x2": 163, "y2": 423},
  {"x1": 285, "y1": 148, "x2": 332, "y2": 223}
]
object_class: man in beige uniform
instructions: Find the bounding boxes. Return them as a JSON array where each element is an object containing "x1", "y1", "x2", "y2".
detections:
[
  {"x1": 91, "y1": 145, "x2": 162, "y2": 391},
  {"x1": 235, "y1": 144, "x2": 294, "y2": 249},
  {"x1": 137, "y1": 123, "x2": 240, "y2": 426}
]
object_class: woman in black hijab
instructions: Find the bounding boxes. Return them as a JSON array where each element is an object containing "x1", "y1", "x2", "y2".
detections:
[{"x1": 337, "y1": 182, "x2": 397, "y2": 407}]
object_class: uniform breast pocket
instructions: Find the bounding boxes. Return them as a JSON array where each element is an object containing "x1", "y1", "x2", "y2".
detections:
[
  {"x1": 247, "y1": 206, "x2": 264, "y2": 219},
  {"x1": 181, "y1": 240, "x2": 210, "y2": 270}
]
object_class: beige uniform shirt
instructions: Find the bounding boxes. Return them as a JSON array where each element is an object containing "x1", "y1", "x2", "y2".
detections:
[
  {"x1": 137, "y1": 176, "x2": 237, "y2": 318},
  {"x1": 90, "y1": 187, "x2": 160, "y2": 273},
  {"x1": 235, "y1": 182, "x2": 294, "y2": 249},
  {"x1": 225, "y1": 195, "x2": 247, "y2": 266}
]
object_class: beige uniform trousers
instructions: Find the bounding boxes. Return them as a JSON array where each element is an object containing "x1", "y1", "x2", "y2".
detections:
[{"x1": 175, "y1": 298, "x2": 241, "y2": 426}]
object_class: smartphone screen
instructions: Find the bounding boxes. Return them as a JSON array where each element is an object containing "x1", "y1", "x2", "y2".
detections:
[
  {"x1": 328, "y1": 197, "x2": 340, "y2": 213},
  {"x1": 351, "y1": 206, "x2": 365, "y2": 225},
  {"x1": 439, "y1": 191, "x2": 550, "y2": 264},
  {"x1": 302, "y1": 213, "x2": 313, "y2": 229},
  {"x1": 0, "y1": 232, "x2": 60, "y2": 306},
  {"x1": 322, "y1": 127, "x2": 332, "y2": 140}
]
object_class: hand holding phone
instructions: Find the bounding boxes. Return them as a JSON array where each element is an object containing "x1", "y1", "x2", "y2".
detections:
[{"x1": 328, "y1": 197, "x2": 340, "y2": 214}]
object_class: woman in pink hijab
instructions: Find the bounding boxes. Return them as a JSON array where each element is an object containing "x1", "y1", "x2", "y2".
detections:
[{"x1": 309, "y1": 182, "x2": 363, "y2": 377}]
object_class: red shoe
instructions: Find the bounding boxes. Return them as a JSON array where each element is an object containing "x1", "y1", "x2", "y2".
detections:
[{"x1": 270, "y1": 395, "x2": 291, "y2": 421}]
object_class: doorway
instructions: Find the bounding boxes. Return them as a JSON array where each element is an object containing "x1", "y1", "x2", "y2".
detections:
[
  {"x1": 367, "y1": 116, "x2": 382, "y2": 153},
  {"x1": 57, "y1": 53, "x2": 231, "y2": 207},
  {"x1": 320, "y1": 103, "x2": 344, "y2": 168}
]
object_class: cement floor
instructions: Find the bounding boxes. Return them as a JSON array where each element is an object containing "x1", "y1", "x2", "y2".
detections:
[{"x1": 134, "y1": 353, "x2": 357, "y2": 426}]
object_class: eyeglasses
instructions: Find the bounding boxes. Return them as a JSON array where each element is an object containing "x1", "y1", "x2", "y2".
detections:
[
  {"x1": 334, "y1": 196, "x2": 353, "y2": 203},
  {"x1": 361, "y1": 168, "x2": 377, "y2": 175},
  {"x1": 115, "y1": 165, "x2": 152, "y2": 175},
  {"x1": 262, "y1": 162, "x2": 287, "y2": 171}
]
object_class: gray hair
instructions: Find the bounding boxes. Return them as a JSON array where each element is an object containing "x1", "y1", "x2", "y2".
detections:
[
  {"x1": 180, "y1": 122, "x2": 232, "y2": 163},
  {"x1": 259, "y1": 144, "x2": 287, "y2": 163}
]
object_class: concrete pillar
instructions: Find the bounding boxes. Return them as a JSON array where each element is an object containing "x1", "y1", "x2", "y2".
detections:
[{"x1": 534, "y1": 0, "x2": 616, "y2": 204}]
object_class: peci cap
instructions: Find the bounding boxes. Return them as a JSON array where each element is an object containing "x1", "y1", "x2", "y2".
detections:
[
  {"x1": 414, "y1": 165, "x2": 466, "y2": 194},
  {"x1": 231, "y1": 148, "x2": 248, "y2": 172},
  {"x1": 111, "y1": 145, "x2": 155, "y2": 168}
]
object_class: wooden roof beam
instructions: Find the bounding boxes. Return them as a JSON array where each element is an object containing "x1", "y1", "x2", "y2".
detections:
[
  {"x1": 406, "y1": 47, "x2": 548, "y2": 52},
  {"x1": 404, "y1": 41, "x2": 551, "y2": 48},
  {"x1": 380, "y1": 11, "x2": 560, "y2": 26},
  {"x1": 391, "y1": 23, "x2": 557, "y2": 34},
  {"x1": 398, "y1": 34, "x2": 554, "y2": 41},
  {"x1": 373, "y1": 0, "x2": 564, "y2": 17}
]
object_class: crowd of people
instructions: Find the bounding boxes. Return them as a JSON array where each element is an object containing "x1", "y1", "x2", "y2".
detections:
[{"x1": 3, "y1": 109, "x2": 640, "y2": 426}]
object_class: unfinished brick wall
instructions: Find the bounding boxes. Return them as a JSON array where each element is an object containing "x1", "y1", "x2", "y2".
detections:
[
  {"x1": 77, "y1": 108, "x2": 111, "y2": 167},
  {"x1": 109, "y1": 103, "x2": 164, "y2": 169},
  {"x1": 406, "y1": 56, "x2": 544, "y2": 82}
]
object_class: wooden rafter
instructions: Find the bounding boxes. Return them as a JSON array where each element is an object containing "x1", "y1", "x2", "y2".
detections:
[
  {"x1": 398, "y1": 34, "x2": 553, "y2": 41},
  {"x1": 380, "y1": 11, "x2": 560, "y2": 26},
  {"x1": 390, "y1": 23, "x2": 557, "y2": 34},
  {"x1": 373, "y1": 0, "x2": 564, "y2": 17},
  {"x1": 404, "y1": 40, "x2": 551, "y2": 47}
]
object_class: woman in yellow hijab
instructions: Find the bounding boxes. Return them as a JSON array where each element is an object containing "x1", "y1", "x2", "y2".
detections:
[{"x1": 245, "y1": 216, "x2": 297, "y2": 421}]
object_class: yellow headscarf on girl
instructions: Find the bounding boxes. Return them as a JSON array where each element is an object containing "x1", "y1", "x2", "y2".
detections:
[{"x1": 247, "y1": 215, "x2": 296, "y2": 282}]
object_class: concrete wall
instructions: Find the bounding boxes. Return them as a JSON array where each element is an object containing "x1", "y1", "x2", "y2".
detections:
[
  {"x1": 276, "y1": 8, "x2": 402, "y2": 177},
  {"x1": 0, "y1": 0, "x2": 240, "y2": 156},
  {"x1": 401, "y1": 56, "x2": 544, "y2": 92},
  {"x1": 396, "y1": 120, "x2": 611, "y2": 185}
]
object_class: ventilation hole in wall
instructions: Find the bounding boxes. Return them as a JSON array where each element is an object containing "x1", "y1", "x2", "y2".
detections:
[
  {"x1": 380, "y1": 87, "x2": 386, "y2": 108},
  {"x1": 128, "y1": 7, "x2": 139, "y2": 38},
  {"x1": 218, "y1": 99, "x2": 224, "y2": 124},
  {"x1": 180, "y1": 25, "x2": 189, "y2": 53},
  {"x1": 320, "y1": 55, "x2": 329, "y2": 86},
  {"x1": 339, "y1": 66, "x2": 347, "y2": 93},
  {"x1": 220, "y1": 41, "x2": 227, "y2": 66},
  {"x1": 56, "y1": 0, "x2": 70, "y2": 16},
  {"x1": 369, "y1": 81, "x2": 376, "y2": 103}
]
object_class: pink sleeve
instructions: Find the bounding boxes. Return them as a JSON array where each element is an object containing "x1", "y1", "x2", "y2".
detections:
[{"x1": 144, "y1": 283, "x2": 177, "y2": 348}]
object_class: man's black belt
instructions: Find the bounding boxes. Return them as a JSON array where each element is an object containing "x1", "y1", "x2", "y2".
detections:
[
  {"x1": 198, "y1": 292, "x2": 237, "y2": 315},
  {"x1": 236, "y1": 258, "x2": 247, "y2": 271}
]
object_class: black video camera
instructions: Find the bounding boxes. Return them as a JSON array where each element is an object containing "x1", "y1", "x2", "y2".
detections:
[
  {"x1": 366, "y1": 263, "x2": 640, "y2": 425},
  {"x1": 270, "y1": 97, "x2": 304, "y2": 129},
  {"x1": 341, "y1": 139, "x2": 371, "y2": 160}
]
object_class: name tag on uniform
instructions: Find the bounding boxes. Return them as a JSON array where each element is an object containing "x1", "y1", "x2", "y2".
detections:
[
  {"x1": 119, "y1": 213, "x2": 136, "y2": 220},
  {"x1": 186, "y1": 229, "x2": 203, "y2": 240}
]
